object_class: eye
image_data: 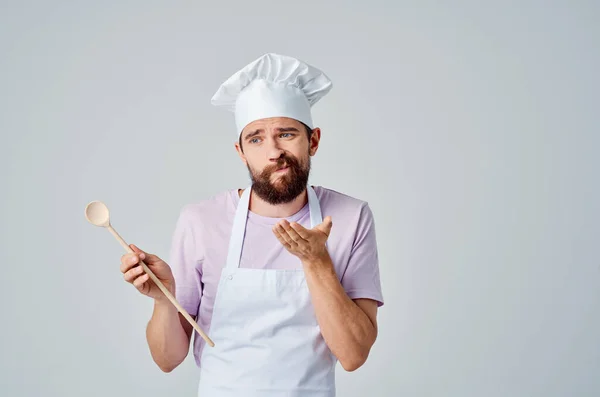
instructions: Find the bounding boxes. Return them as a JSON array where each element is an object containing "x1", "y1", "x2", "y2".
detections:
[
  {"x1": 249, "y1": 137, "x2": 261, "y2": 143},
  {"x1": 280, "y1": 133, "x2": 294, "y2": 138}
]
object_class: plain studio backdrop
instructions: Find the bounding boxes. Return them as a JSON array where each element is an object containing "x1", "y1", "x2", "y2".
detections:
[{"x1": 1, "y1": 1, "x2": 598, "y2": 396}]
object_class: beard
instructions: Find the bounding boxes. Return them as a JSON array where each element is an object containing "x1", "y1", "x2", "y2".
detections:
[{"x1": 247, "y1": 152, "x2": 311, "y2": 205}]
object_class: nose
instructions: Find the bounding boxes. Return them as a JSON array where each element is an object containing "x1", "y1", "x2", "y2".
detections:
[{"x1": 265, "y1": 137, "x2": 285, "y2": 162}]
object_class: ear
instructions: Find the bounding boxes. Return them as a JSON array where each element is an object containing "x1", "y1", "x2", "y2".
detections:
[
  {"x1": 309, "y1": 127, "x2": 321, "y2": 156},
  {"x1": 234, "y1": 141, "x2": 248, "y2": 165}
]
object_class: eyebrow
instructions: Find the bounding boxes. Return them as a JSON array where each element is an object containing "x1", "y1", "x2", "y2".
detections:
[{"x1": 243, "y1": 127, "x2": 300, "y2": 141}]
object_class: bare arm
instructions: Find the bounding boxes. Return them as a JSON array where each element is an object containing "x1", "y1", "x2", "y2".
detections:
[
  {"x1": 146, "y1": 298, "x2": 194, "y2": 372},
  {"x1": 303, "y1": 256, "x2": 378, "y2": 371}
]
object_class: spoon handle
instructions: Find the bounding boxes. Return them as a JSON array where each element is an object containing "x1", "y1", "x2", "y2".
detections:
[{"x1": 107, "y1": 224, "x2": 215, "y2": 347}]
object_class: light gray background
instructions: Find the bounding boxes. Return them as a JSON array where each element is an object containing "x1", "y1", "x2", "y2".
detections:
[{"x1": 1, "y1": 1, "x2": 598, "y2": 396}]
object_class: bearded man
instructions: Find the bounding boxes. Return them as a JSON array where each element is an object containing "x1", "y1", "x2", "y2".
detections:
[{"x1": 120, "y1": 53, "x2": 384, "y2": 397}]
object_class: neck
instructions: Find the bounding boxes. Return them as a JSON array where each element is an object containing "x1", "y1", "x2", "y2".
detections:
[{"x1": 238, "y1": 187, "x2": 308, "y2": 218}]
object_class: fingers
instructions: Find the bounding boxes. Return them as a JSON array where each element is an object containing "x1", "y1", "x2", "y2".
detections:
[
  {"x1": 121, "y1": 244, "x2": 161, "y2": 274},
  {"x1": 120, "y1": 252, "x2": 141, "y2": 273},
  {"x1": 122, "y1": 259, "x2": 149, "y2": 294},
  {"x1": 323, "y1": 216, "x2": 333, "y2": 234},
  {"x1": 273, "y1": 223, "x2": 297, "y2": 247},
  {"x1": 119, "y1": 244, "x2": 152, "y2": 293},
  {"x1": 133, "y1": 273, "x2": 150, "y2": 289},
  {"x1": 123, "y1": 263, "x2": 145, "y2": 282},
  {"x1": 130, "y1": 244, "x2": 163, "y2": 264},
  {"x1": 289, "y1": 222, "x2": 311, "y2": 240},
  {"x1": 281, "y1": 220, "x2": 306, "y2": 243},
  {"x1": 315, "y1": 216, "x2": 333, "y2": 236},
  {"x1": 272, "y1": 226, "x2": 293, "y2": 249},
  {"x1": 123, "y1": 262, "x2": 150, "y2": 292}
]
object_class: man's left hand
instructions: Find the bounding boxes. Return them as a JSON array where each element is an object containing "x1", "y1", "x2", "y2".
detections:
[{"x1": 272, "y1": 216, "x2": 333, "y2": 264}]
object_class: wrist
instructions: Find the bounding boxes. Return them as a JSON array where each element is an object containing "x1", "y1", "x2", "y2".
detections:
[
  {"x1": 302, "y1": 251, "x2": 333, "y2": 271},
  {"x1": 154, "y1": 294, "x2": 175, "y2": 309}
]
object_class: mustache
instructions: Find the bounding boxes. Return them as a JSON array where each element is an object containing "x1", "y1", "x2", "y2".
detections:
[{"x1": 261, "y1": 154, "x2": 301, "y2": 174}]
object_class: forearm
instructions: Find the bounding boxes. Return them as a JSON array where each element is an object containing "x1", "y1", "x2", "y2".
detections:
[
  {"x1": 146, "y1": 298, "x2": 190, "y2": 372},
  {"x1": 303, "y1": 254, "x2": 377, "y2": 371}
]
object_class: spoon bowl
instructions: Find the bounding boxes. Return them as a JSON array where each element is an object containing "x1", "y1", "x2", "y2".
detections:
[{"x1": 85, "y1": 201, "x2": 110, "y2": 227}]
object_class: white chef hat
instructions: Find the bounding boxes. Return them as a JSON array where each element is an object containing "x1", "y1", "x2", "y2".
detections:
[{"x1": 211, "y1": 53, "x2": 333, "y2": 137}]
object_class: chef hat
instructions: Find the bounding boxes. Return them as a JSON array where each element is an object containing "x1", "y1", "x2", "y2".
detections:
[{"x1": 211, "y1": 53, "x2": 333, "y2": 137}]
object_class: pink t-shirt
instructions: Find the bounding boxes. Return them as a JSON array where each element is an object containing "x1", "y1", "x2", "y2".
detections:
[{"x1": 168, "y1": 185, "x2": 384, "y2": 367}]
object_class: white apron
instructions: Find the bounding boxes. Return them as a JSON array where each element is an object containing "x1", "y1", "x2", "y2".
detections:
[{"x1": 197, "y1": 184, "x2": 337, "y2": 397}]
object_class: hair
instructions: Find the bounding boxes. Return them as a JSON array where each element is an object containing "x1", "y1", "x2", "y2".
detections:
[{"x1": 238, "y1": 121, "x2": 313, "y2": 153}]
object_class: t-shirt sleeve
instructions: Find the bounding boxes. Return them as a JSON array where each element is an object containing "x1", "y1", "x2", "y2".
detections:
[
  {"x1": 340, "y1": 202, "x2": 384, "y2": 307},
  {"x1": 168, "y1": 206, "x2": 202, "y2": 317}
]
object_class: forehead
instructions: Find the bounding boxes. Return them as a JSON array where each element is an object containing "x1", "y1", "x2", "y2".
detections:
[{"x1": 241, "y1": 117, "x2": 303, "y2": 136}]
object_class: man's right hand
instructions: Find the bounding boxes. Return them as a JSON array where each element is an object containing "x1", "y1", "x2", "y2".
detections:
[{"x1": 120, "y1": 244, "x2": 175, "y2": 301}]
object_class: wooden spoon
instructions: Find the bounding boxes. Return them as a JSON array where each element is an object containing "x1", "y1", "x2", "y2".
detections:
[{"x1": 84, "y1": 200, "x2": 214, "y2": 347}]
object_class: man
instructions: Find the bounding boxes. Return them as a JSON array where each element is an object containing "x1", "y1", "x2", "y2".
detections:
[{"x1": 120, "y1": 53, "x2": 384, "y2": 396}]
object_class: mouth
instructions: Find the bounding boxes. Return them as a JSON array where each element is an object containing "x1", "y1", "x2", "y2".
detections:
[{"x1": 275, "y1": 165, "x2": 289, "y2": 172}]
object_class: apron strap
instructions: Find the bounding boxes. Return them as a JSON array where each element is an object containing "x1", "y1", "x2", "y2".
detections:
[
  {"x1": 225, "y1": 185, "x2": 251, "y2": 270},
  {"x1": 307, "y1": 185, "x2": 322, "y2": 229}
]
